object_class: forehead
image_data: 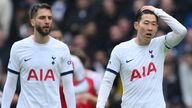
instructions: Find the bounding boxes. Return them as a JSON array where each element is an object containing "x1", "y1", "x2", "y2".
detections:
[
  {"x1": 36, "y1": 8, "x2": 52, "y2": 17},
  {"x1": 140, "y1": 14, "x2": 157, "y2": 22}
]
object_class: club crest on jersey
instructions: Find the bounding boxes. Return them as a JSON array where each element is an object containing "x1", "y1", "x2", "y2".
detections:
[
  {"x1": 130, "y1": 62, "x2": 156, "y2": 81},
  {"x1": 67, "y1": 60, "x2": 72, "y2": 65},
  {"x1": 52, "y1": 56, "x2": 56, "y2": 65},
  {"x1": 149, "y1": 50, "x2": 154, "y2": 58},
  {"x1": 27, "y1": 69, "x2": 55, "y2": 81}
]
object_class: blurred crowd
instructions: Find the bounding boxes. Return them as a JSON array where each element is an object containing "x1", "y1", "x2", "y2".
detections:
[{"x1": 0, "y1": 0, "x2": 192, "y2": 108}]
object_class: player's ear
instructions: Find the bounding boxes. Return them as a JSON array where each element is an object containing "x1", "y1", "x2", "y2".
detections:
[
  {"x1": 134, "y1": 21, "x2": 139, "y2": 31},
  {"x1": 30, "y1": 19, "x2": 35, "y2": 27}
]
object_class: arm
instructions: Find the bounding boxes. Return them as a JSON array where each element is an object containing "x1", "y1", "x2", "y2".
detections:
[
  {"x1": 61, "y1": 74, "x2": 76, "y2": 108},
  {"x1": 0, "y1": 90, "x2": 2, "y2": 104},
  {"x1": 142, "y1": 6, "x2": 187, "y2": 48},
  {"x1": 1, "y1": 43, "x2": 20, "y2": 108},
  {"x1": 1, "y1": 72, "x2": 18, "y2": 108},
  {"x1": 96, "y1": 45, "x2": 121, "y2": 108},
  {"x1": 60, "y1": 46, "x2": 76, "y2": 108},
  {"x1": 76, "y1": 92, "x2": 97, "y2": 104},
  {"x1": 74, "y1": 79, "x2": 89, "y2": 94},
  {"x1": 96, "y1": 72, "x2": 116, "y2": 108},
  {"x1": 71, "y1": 55, "x2": 89, "y2": 93}
]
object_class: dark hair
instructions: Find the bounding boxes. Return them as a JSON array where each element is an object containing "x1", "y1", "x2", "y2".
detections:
[
  {"x1": 29, "y1": 3, "x2": 51, "y2": 19},
  {"x1": 135, "y1": 9, "x2": 158, "y2": 22}
]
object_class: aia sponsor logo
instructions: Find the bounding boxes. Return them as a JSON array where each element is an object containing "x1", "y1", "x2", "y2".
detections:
[
  {"x1": 130, "y1": 62, "x2": 156, "y2": 81},
  {"x1": 27, "y1": 69, "x2": 55, "y2": 81}
]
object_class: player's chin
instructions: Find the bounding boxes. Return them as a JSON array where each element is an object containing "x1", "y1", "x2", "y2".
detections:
[
  {"x1": 44, "y1": 29, "x2": 51, "y2": 34},
  {"x1": 144, "y1": 38, "x2": 152, "y2": 44},
  {"x1": 41, "y1": 30, "x2": 51, "y2": 36}
]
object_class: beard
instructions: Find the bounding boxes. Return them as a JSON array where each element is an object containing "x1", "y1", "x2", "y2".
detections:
[{"x1": 36, "y1": 26, "x2": 51, "y2": 36}]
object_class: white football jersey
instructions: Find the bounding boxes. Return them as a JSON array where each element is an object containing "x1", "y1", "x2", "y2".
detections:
[
  {"x1": 8, "y1": 36, "x2": 73, "y2": 108},
  {"x1": 96, "y1": 8, "x2": 187, "y2": 108},
  {"x1": 107, "y1": 36, "x2": 168, "y2": 108}
]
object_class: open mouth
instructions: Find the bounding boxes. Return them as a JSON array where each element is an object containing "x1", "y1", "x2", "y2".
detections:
[
  {"x1": 146, "y1": 33, "x2": 152, "y2": 36},
  {"x1": 43, "y1": 26, "x2": 49, "y2": 29},
  {"x1": 43, "y1": 26, "x2": 50, "y2": 31}
]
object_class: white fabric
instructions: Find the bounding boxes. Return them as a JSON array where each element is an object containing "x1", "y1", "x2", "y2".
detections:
[
  {"x1": 154, "y1": 9, "x2": 187, "y2": 48},
  {"x1": 0, "y1": 91, "x2": 1, "y2": 105},
  {"x1": 2, "y1": 36, "x2": 75, "y2": 108},
  {"x1": 61, "y1": 74, "x2": 76, "y2": 108},
  {"x1": 1, "y1": 72, "x2": 18, "y2": 108},
  {"x1": 71, "y1": 55, "x2": 85, "y2": 81},
  {"x1": 96, "y1": 72, "x2": 116, "y2": 107},
  {"x1": 96, "y1": 8, "x2": 187, "y2": 108},
  {"x1": 71, "y1": 55, "x2": 89, "y2": 94}
]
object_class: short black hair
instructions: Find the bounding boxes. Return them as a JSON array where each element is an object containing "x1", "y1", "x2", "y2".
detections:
[
  {"x1": 135, "y1": 9, "x2": 158, "y2": 22},
  {"x1": 29, "y1": 3, "x2": 51, "y2": 19}
]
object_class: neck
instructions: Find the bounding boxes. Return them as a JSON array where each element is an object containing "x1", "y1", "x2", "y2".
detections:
[
  {"x1": 134, "y1": 35, "x2": 149, "y2": 46},
  {"x1": 33, "y1": 31, "x2": 50, "y2": 44}
]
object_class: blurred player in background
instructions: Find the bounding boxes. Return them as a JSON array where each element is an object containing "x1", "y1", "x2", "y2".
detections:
[
  {"x1": 96, "y1": 5, "x2": 187, "y2": 108},
  {"x1": 72, "y1": 48, "x2": 103, "y2": 108},
  {"x1": 1, "y1": 3, "x2": 76, "y2": 108},
  {"x1": 50, "y1": 29, "x2": 89, "y2": 107},
  {"x1": 50, "y1": 29, "x2": 102, "y2": 108}
]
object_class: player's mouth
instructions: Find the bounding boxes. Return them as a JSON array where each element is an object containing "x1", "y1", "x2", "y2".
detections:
[
  {"x1": 43, "y1": 26, "x2": 50, "y2": 30},
  {"x1": 145, "y1": 33, "x2": 153, "y2": 38},
  {"x1": 43, "y1": 26, "x2": 50, "y2": 29}
]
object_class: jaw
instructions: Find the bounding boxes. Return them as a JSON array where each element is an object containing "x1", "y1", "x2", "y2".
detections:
[{"x1": 135, "y1": 35, "x2": 152, "y2": 45}]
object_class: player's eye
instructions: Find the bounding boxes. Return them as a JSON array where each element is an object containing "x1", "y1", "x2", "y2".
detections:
[
  {"x1": 48, "y1": 16, "x2": 52, "y2": 20},
  {"x1": 39, "y1": 16, "x2": 46, "y2": 19}
]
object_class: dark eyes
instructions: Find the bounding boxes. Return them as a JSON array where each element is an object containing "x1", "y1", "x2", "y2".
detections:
[
  {"x1": 39, "y1": 16, "x2": 52, "y2": 20},
  {"x1": 143, "y1": 22, "x2": 157, "y2": 25}
]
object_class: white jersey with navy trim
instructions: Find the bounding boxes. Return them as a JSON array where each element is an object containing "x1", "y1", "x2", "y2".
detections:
[
  {"x1": 96, "y1": 8, "x2": 187, "y2": 108},
  {"x1": 8, "y1": 36, "x2": 73, "y2": 108},
  {"x1": 107, "y1": 37, "x2": 167, "y2": 108}
]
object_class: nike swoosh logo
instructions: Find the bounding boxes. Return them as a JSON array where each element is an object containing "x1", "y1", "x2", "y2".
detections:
[
  {"x1": 24, "y1": 58, "x2": 32, "y2": 62},
  {"x1": 126, "y1": 59, "x2": 134, "y2": 63}
]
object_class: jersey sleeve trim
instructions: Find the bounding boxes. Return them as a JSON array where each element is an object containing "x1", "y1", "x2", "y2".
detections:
[
  {"x1": 164, "y1": 36, "x2": 171, "y2": 49},
  {"x1": 61, "y1": 70, "x2": 73, "y2": 76},
  {"x1": 7, "y1": 68, "x2": 19, "y2": 75},
  {"x1": 106, "y1": 68, "x2": 118, "y2": 75}
]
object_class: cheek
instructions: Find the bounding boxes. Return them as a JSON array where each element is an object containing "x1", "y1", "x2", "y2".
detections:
[
  {"x1": 35, "y1": 22, "x2": 43, "y2": 27},
  {"x1": 153, "y1": 27, "x2": 158, "y2": 33},
  {"x1": 139, "y1": 27, "x2": 146, "y2": 33}
]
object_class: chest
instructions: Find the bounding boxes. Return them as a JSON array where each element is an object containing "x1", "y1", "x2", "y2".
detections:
[
  {"x1": 119, "y1": 47, "x2": 163, "y2": 81},
  {"x1": 20, "y1": 47, "x2": 61, "y2": 68},
  {"x1": 17, "y1": 47, "x2": 63, "y2": 81}
]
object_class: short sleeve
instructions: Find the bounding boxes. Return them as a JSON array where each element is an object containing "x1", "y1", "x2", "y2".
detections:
[
  {"x1": 8, "y1": 43, "x2": 20, "y2": 75},
  {"x1": 106, "y1": 46, "x2": 121, "y2": 75},
  {"x1": 60, "y1": 46, "x2": 73, "y2": 76}
]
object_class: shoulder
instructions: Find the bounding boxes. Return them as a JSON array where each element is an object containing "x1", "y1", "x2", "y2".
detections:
[
  {"x1": 50, "y1": 37, "x2": 69, "y2": 50},
  {"x1": 151, "y1": 36, "x2": 165, "y2": 46},
  {"x1": 11, "y1": 37, "x2": 32, "y2": 50},
  {"x1": 112, "y1": 40, "x2": 132, "y2": 52}
]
